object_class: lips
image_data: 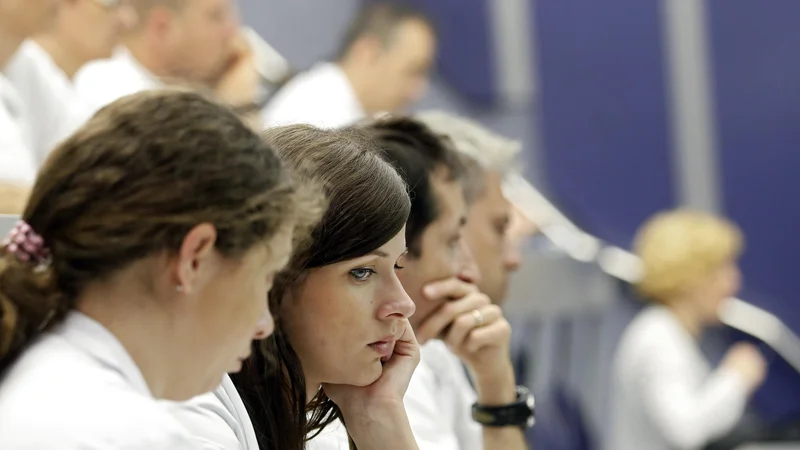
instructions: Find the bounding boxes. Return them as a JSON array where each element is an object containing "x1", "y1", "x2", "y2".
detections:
[{"x1": 368, "y1": 337, "x2": 396, "y2": 359}]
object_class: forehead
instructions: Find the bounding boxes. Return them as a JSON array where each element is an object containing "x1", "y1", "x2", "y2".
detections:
[
  {"x1": 385, "y1": 19, "x2": 436, "y2": 58},
  {"x1": 182, "y1": 0, "x2": 230, "y2": 15},
  {"x1": 472, "y1": 171, "x2": 510, "y2": 215}
]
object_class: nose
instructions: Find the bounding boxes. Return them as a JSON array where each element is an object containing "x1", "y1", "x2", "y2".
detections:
[
  {"x1": 503, "y1": 238, "x2": 523, "y2": 273},
  {"x1": 252, "y1": 310, "x2": 274, "y2": 340},
  {"x1": 456, "y1": 239, "x2": 481, "y2": 284},
  {"x1": 377, "y1": 281, "x2": 416, "y2": 320}
]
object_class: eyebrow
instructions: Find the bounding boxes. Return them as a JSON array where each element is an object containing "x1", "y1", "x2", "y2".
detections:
[{"x1": 370, "y1": 250, "x2": 390, "y2": 258}]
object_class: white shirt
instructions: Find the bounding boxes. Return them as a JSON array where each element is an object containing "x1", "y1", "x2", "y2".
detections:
[
  {"x1": 607, "y1": 306, "x2": 750, "y2": 450},
  {"x1": 306, "y1": 340, "x2": 483, "y2": 450},
  {"x1": 5, "y1": 40, "x2": 93, "y2": 165},
  {"x1": 74, "y1": 46, "x2": 162, "y2": 115},
  {"x1": 261, "y1": 62, "x2": 366, "y2": 129},
  {"x1": 0, "y1": 74, "x2": 36, "y2": 184},
  {"x1": 166, "y1": 375, "x2": 259, "y2": 450},
  {"x1": 0, "y1": 311, "x2": 199, "y2": 449}
]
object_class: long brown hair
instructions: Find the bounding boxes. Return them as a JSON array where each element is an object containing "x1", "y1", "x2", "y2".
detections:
[
  {"x1": 0, "y1": 90, "x2": 309, "y2": 374},
  {"x1": 231, "y1": 125, "x2": 410, "y2": 450}
]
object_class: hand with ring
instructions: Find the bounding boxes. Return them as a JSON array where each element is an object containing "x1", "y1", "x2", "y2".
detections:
[{"x1": 416, "y1": 277, "x2": 513, "y2": 381}]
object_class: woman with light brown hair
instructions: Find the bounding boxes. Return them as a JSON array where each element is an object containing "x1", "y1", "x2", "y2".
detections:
[
  {"x1": 608, "y1": 209, "x2": 768, "y2": 450},
  {"x1": 0, "y1": 90, "x2": 318, "y2": 449}
]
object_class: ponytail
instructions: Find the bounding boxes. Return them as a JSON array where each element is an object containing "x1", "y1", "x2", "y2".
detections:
[{"x1": 0, "y1": 221, "x2": 64, "y2": 375}]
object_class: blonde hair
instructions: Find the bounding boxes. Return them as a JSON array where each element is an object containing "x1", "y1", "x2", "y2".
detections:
[{"x1": 634, "y1": 209, "x2": 743, "y2": 302}]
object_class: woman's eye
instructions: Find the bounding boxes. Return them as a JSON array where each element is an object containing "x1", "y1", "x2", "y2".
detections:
[
  {"x1": 394, "y1": 263, "x2": 404, "y2": 270},
  {"x1": 349, "y1": 268, "x2": 376, "y2": 281}
]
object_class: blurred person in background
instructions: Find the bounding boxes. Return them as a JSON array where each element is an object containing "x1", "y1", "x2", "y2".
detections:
[
  {"x1": 306, "y1": 117, "x2": 532, "y2": 450},
  {"x1": 608, "y1": 209, "x2": 768, "y2": 450},
  {"x1": 6, "y1": 0, "x2": 137, "y2": 167},
  {"x1": 0, "y1": 0, "x2": 58, "y2": 214},
  {"x1": 74, "y1": 0, "x2": 261, "y2": 118},
  {"x1": 262, "y1": 2, "x2": 436, "y2": 129}
]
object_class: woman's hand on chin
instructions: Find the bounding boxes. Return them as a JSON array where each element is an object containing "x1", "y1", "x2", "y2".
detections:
[
  {"x1": 323, "y1": 319, "x2": 419, "y2": 412},
  {"x1": 321, "y1": 320, "x2": 420, "y2": 450}
]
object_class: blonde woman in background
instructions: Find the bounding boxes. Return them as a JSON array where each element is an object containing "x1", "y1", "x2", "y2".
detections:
[{"x1": 607, "y1": 209, "x2": 768, "y2": 450}]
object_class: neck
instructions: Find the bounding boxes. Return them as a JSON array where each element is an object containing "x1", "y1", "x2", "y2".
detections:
[
  {"x1": 663, "y1": 299, "x2": 704, "y2": 338},
  {"x1": 33, "y1": 35, "x2": 84, "y2": 79},
  {"x1": 76, "y1": 276, "x2": 183, "y2": 400},
  {"x1": 305, "y1": 375, "x2": 320, "y2": 405},
  {"x1": 338, "y1": 59, "x2": 375, "y2": 115},
  {"x1": 0, "y1": 26, "x2": 25, "y2": 70}
]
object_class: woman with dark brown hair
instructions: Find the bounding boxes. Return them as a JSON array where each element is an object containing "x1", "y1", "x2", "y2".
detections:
[
  {"x1": 0, "y1": 90, "x2": 318, "y2": 449},
  {"x1": 170, "y1": 124, "x2": 422, "y2": 450}
]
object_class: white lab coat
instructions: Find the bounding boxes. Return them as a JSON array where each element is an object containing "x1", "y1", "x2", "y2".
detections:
[
  {"x1": 607, "y1": 306, "x2": 751, "y2": 450},
  {"x1": 166, "y1": 374, "x2": 259, "y2": 450},
  {"x1": 5, "y1": 40, "x2": 93, "y2": 165},
  {"x1": 0, "y1": 74, "x2": 36, "y2": 185},
  {"x1": 74, "y1": 46, "x2": 162, "y2": 115},
  {"x1": 261, "y1": 62, "x2": 366, "y2": 129},
  {"x1": 0, "y1": 311, "x2": 199, "y2": 449},
  {"x1": 306, "y1": 340, "x2": 483, "y2": 450}
]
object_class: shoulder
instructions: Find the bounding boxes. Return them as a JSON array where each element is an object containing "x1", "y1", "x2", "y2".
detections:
[
  {"x1": 262, "y1": 64, "x2": 360, "y2": 128},
  {"x1": 0, "y1": 337, "x2": 194, "y2": 449},
  {"x1": 306, "y1": 419, "x2": 350, "y2": 450},
  {"x1": 74, "y1": 55, "x2": 144, "y2": 113},
  {"x1": 166, "y1": 382, "x2": 246, "y2": 450},
  {"x1": 614, "y1": 306, "x2": 697, "y2": 372}
]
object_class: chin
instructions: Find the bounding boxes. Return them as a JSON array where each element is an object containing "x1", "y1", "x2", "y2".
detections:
[{"x1": 348, "y1": 360, "x2": 384, "y2": 387}]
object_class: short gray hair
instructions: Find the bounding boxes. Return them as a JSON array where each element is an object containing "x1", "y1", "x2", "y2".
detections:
[{"x1": 415, "y1": 110, "x2": 521, "y2": 176}]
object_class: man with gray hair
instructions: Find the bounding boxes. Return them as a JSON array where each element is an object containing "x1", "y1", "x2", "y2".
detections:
[{"x1": 417, "y1": 110, "x2": 535, "y2": 304}]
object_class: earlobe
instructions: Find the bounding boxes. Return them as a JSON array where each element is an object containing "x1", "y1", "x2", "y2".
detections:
[{"x1": 175, "y1": 223, "x2": 219, "y2": 295}]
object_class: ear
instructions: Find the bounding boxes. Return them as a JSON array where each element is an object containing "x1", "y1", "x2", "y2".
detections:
[
  {"x1": 174, "y1": 223, "x2": 218, "y2": 295},
  {"x1": 147, "y1": 5, "x2": 175, "y2": 39},
  {"x1": 350, "y1": 36, "x2": 384, "y2": 65}
]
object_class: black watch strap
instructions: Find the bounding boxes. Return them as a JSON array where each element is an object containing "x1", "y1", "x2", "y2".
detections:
[{"x1": 471, "y1": 385, "x2": 535, "y2": 428}]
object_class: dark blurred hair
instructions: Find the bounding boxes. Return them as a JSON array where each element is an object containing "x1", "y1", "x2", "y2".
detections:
[
  {"x1": 361, "y1": 116, "x2": 466, "y2": 256},
  {"x1": 231, "y1": 125, "x2": 410, "y2": 450},
  {"x1": 336, "y1": 1, "x2": 435, "y2": 60},
  {"x1": 0, "y1": 90, "x2": 306, "y2": 373}
]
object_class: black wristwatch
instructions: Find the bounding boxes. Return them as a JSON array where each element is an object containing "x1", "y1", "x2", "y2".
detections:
[{"x1": 471, "y1": 385, "x2": 535, "y2": 428}]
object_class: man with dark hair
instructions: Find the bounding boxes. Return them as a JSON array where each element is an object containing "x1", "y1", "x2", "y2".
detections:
[
  {"x1": 262, "y1": 2, "x2": 436, "y2": 129},
  {"x1": 307, "y1": 117, "x2": 532, "y2": 450}
]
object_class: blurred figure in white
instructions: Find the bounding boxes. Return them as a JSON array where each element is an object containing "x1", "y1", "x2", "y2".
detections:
[
  {"x1": 263, "y1": 2, "x2": 436, "y2": 129},
  {"x1": 0, "y1": 0, "x2": 58, "y2": 213},
  {"x1": 6, "y1": 0, "x2": 137, "y2": 166},
  {"x1": 608, "y1": 210, "x2": 768, "y2": 450},
  {"x1": 74, "y1": 0, "x2": 260, "y2": 115}
]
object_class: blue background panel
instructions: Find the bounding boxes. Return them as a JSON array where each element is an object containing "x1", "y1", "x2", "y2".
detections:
[
  {"x1": 707, "y1": 0, "x2": 800, "y2": 420},
  {"x1": 533, "y1": 0, "x2": 676, "y2": 247}
]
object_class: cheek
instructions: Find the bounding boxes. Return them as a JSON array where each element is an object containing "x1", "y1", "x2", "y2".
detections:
[
  {"x1": 287, "y1": 285, "x2": 359, "y2": 350},
  {"x1": 234, "y1": 276, "x2": 267, "y2": 332}
]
